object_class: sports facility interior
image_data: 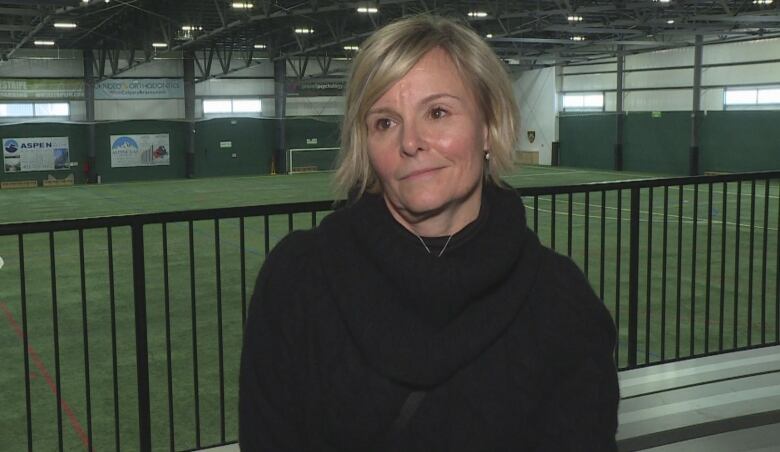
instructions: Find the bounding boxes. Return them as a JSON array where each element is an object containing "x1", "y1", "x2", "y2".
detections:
[{"x1": 0, "y1": 0, "x2": 779, "y2": 451}]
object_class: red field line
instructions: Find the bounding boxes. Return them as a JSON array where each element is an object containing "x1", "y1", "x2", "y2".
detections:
[{"x1": 0, "y1": 301, "x2": 92, "y2": 451}]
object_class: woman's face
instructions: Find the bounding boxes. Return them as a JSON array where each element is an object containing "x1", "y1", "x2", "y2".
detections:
[{"x1": 366, "y1": 47, "x2": 488, "y2": 236}]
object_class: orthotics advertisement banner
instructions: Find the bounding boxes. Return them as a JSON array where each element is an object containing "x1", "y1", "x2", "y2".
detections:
[
  {"x1": 110, "y1": 134, "x2": 170, "y2": 168},
  {"x1": 3, "y1": 136, "x2": 70, "y2": 173}
]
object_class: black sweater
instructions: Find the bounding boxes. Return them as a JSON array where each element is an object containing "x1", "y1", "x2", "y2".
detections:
[{"x1": 239, "y1": 184, "x2": 619, "y2": 451}]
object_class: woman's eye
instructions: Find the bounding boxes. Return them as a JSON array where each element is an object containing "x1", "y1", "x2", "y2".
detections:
[
  {"x1": 430, "y1": 107, "x2": 447, "y2": 119},
  {"x1": 375, "y1": 118, "x2": 393, "y2": 130}
]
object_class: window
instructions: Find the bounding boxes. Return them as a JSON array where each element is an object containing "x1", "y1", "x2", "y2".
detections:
[
  {"x1": 0, "y1": 102, "x2": 69, "y2": 118},
  {"x1": 562, "y1": 92, "x2": 604, "y2": 111},
  {"x1": 203, "y1": 97, "x2": 262, "y2": 115},
  {"x1": 35, "y1": 102, "x2": 69, "y2": 116},
  {"x1": 724, "y1": 86, "x2": 780, "y2": 108}
]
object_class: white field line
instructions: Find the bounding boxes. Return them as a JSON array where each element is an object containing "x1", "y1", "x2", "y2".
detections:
[{"x1": 528, "y1": 203, "x2": 780, "y2": 233}]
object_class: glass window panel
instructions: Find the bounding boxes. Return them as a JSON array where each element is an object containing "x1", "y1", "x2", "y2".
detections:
[
  {"x1": 0, "y1": 103, "x2": 34, "y2": 117},
  {"x1": 562, "y1": 95, "x2": 584, "y2": 108},
  {"x1": 203, "y1": 99, "x2": 232, "y2": 113},
  {"x1": 35, "y1": 102, "x2": 69, "y2": 116},
  {"x1": 757, "y1": 88, "x2": 780, "y2": 104},
  {"x1": 232, "y1": 98, "x2": 262, "y2": 113},
  {"x1": 724, "y1": 90, "x2": 757, "y2": 105},
  {"x1": 583, "y1": 94, "x2": 604, "y2": 107}
]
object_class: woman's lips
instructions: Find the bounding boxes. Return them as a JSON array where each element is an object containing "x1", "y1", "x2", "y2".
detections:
[{"x1": 401, "y1": 167, "x2": 443, "y2": 180}]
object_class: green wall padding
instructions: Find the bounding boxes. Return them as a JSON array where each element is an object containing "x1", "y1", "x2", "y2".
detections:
[
  {"x1": 0, "y1": 122, "x2": 89, "y2": 184},
  {"x1": 559, "y1": 113, "x2": 616, "y2": 170},
  {"x1": 94, "y1": 120, "x2": 188, "y2": 183},
  {"x1": 194, "y1": 117, "x2": 275, "y2": 177},
  {"x1": 285, "y1": 116, "x2": 341, "y2": 150},
  {"x1": 623, "y1": 111, "x2": 690, "y2": 175},
  {"x1": 700, "y1": 110, "x2": 780, "y2": 173}
]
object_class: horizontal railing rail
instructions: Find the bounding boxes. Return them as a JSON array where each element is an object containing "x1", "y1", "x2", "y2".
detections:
[{"x1": 1, "y1": 169, "x2": 778, "y2": 451}]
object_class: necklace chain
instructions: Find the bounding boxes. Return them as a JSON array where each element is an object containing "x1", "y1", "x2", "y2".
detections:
[{"x1": 415, "y1": 233, "x2": 454, "y2": 258}]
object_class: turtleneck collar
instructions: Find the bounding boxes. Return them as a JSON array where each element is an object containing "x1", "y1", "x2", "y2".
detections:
[{"x1": 314, "y1": 183, "x2": 544, "y2": 387}]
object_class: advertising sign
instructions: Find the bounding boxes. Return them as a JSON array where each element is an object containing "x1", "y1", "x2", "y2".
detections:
[
  {"x1": 96, "y1": 78, "x2": 184, "y2": 99},
  {"x1": 0, "y1": 79, "x2": 83, "y2": 99},
  {"x1": 3, "y1": 136, "x2": 70, "y2": 172},
  {"x1": 110, "y1": 133, "x2": 170, "y2": 167}
]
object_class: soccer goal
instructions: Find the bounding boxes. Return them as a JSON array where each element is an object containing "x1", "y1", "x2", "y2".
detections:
[{"x1": 287, "y1": 147, "x2": 340, "y2": 174}]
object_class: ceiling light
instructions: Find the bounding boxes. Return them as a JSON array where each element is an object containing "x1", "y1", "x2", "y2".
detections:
[
  {"x1": 753, "y1": 0, "x2": 773, "y2": 4},
  {"x1": 181, "y1": 25, "x2": 203, "y2": 31},
  {"x1": 253, "y1": 44, "x2": 266, "y2": 49},
  {"x1": 356, "y1": 7, "x2": 378, "y2": 13},
  {"x1": 485, "y1": 33, "x2": 493, "y2": 38},
  {"x1": 34, "y1": 40, "x2": 55, "y2": 46},
  {"x1": 653, "y1": 0, "x2": 671, "y2": 3},
  {"x1": 567, "y1": 15, "x2": 583, "y2": 22},
  {"x1": 666, "y1": 19, "x2": 675, "y2": 24},
  {"x1": 468, "y1": 11, "x2": 488, "y2": 18},
  {"x1": 54, "y1": 22, "x2": 77, "y2": 28},
  {"x1": 231, "y1": 2, "x2": 253, "y2": 8},
  {"x1": 82, "y1": 0, "x2": 89, "y2": 3},
  {"x1": 152, "y1": 42, "x2": 167, "y2": 48},
  {"x1": 570, "y1": 35, "x2": 586, "y2": 41},
  {"x1": 343, "y1": 45, "x2": 359, "y2": 51},
  {"x1": 294, "y1": 28, "x2": 314, "y2": 34}
]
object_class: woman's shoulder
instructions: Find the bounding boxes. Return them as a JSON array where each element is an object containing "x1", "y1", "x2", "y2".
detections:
[{"x1": 528, "y1": 247, "x2": 616, "y2": 352}]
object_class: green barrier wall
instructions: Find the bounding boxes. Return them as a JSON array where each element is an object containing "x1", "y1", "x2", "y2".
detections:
[
  {"x1": 700, "y1": 110, "x2": 780, "y2": 173},
  {"x1": 559, "y1": 113, "x2": 616, "y2": 170},
  {"x1": 623, "y1": 111, "x2": 690, "y2": 175},
  {"x1": 194, "y1": 117, "x2": 275, "y2": 177},
  {"x1": 94, "y1": 120, "x2": 188, "y2": 183},
  {"x1": 559, "y1": 110, "x2": 780, "y2": 174},
  {"x1": 0, "y1": 122, "x2": 89, "y2": 184}
]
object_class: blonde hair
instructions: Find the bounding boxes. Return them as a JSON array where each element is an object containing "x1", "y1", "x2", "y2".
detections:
[{"x1": 334, "y1": 14, "x2": 519, "y2": 199}]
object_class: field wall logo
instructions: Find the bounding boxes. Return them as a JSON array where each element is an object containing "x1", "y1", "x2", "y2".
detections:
[
  {"x1": 111, "y1": 136, "x2": 139, "y2": 154},
  {"x1": 4, "y1": 139, "x2": 18, "y2": 153}
]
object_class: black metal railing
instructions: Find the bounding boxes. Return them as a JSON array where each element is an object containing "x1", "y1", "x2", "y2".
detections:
[{"x1": 0, "y1": 171, "x2": 778, "y2": 451}]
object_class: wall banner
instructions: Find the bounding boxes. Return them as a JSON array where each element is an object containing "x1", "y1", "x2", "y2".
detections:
[
  {"x1": 0, "y1": 79, "x2": 83, "y2": 99},
  {"x1": 96, "y1": 78, "x2": 184, "y2": 99},
  {"x1": 110, "y1": 134, "x2": 170, "y2": 168},
  {"x1": 3, "y1": 136, "x2": 70, "y2": 173},
  {"x1": 286, "y1": 78, "x2": 345, "y2": 96}
]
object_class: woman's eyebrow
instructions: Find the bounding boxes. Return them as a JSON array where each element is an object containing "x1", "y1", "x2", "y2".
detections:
[{"x1": 367, "y1": 93, "x2": 463, "y2": 116}]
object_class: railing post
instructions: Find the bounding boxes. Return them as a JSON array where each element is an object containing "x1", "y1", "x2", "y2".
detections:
[
  {"x1": 628, "y1": 187, "x2": 640, "y2": 368},
  {"x1": 131, "y1": 222, "x2": 152, "y2": 452}
]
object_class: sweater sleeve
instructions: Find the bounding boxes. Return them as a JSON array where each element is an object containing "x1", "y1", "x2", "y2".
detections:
[
  {"x1": 534, "y1": 253, "x2": 620, "y2": 452},
  {"x1": 239, "y1": 232, "x2": 312, "y2": 451}
]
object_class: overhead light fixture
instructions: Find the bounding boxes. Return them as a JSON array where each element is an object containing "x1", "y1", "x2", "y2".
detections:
[
  {"x1": 231, "y1": 2, "x2": 253, "y2": 8},
  {"x1": 253, "y1": 44, "x2": 266, "y2": 49},
  {"x1": 653, "y1": 0, "x2": 671, "y2": 3},
  {"x1": 181, "y1": 25, "x2": 203, "y2": 31},
  {"x1": 356, "y1": 7, "x2": 378, "y2": 13},
  {"x1": 54, "y1": 22, "x2": 77, "y2": 28},
  {"x1": 343, "y1": 45, "x2": 359, "y2": 51},
  {"x1": 485, "y1": 33, "x2": 493, "y2": 38},
  {"x1": 82, "y1": 0, "x2": 89, "y2": 3},
  {"x1": 34, "y1": 40, "x2": 55, "y2": 46},
  {"x1": 567, "y1": 15, "x2": 583, "y2": 22},
  {"x1": 753, "y1": 0, "x2": 773, "y2": 4},
  {"x1": 570, "y1": 35, "x2": 586, "y2": 41},
  {"x1": 666, "y1": 19, "x2": 675, "y2": 24},
  {"x1": 294, "y1": 28, "x2": 314, "y2": 34},
  {"x1": 468, "y1": 11, "x2": 488, "y2": 18},
  {"x1": 152, "y1": 42, "x2": 167, "y2": 48}
]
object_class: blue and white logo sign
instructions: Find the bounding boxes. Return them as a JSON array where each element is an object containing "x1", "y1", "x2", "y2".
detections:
[
  {"x1": 4, "y1": 139, "x2": 18, "y2": 154},
  {"x1": 3, "y1": 136, "x2": 69, "y2": 173},
  {"x1": 110, "y1": 134, "x2": 170, "y2": 168}
]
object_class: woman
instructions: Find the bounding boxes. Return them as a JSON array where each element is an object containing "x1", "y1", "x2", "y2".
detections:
[{"x1": 240, "y1": 15, "x2": 619, "y2": 451}]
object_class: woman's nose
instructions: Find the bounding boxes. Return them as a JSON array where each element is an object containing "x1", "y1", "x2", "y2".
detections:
[{"x1": 400, "y1": 120, "x2": 426, "y2": 156}]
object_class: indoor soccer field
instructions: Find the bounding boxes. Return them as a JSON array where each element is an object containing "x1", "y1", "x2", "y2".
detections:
[{"x1": 0, "y1": 165, "x2": 778, "y2": 451}]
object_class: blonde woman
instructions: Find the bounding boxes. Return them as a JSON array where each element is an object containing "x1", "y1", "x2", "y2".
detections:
[{"x1": 240, "y1": 15, "x2": 618, "y2": 451}]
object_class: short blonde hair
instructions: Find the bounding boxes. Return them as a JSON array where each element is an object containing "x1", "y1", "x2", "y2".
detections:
[{"x1": 334, "y1": 14, "x2": 519, "y2": 198}]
